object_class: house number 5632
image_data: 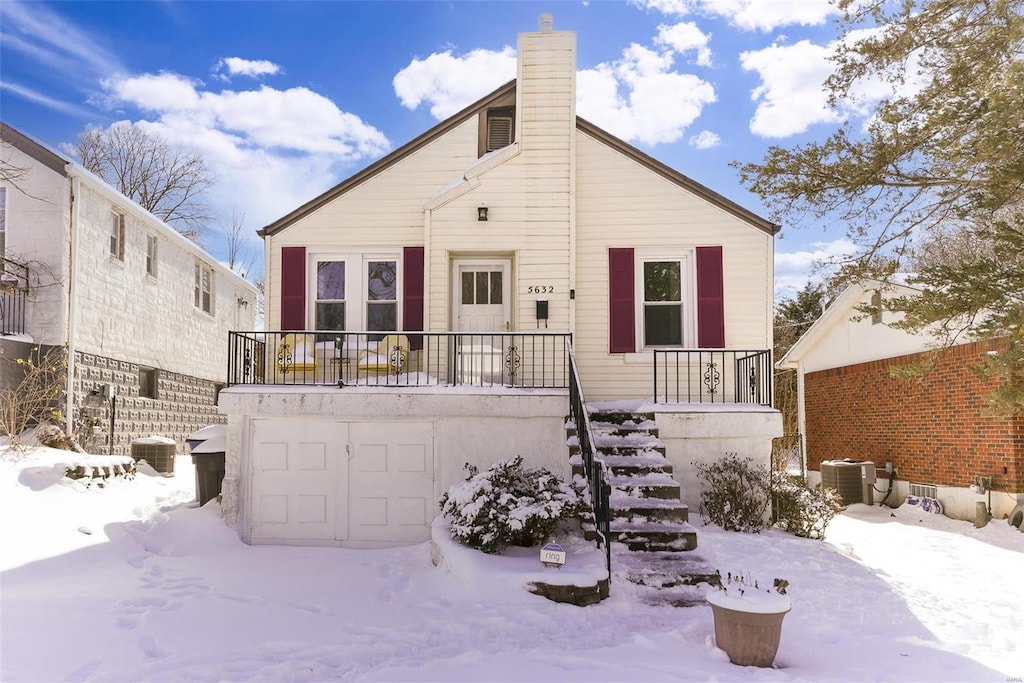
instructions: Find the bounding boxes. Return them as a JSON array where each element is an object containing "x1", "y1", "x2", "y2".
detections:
[{"x1": 527, "y1": 285, "x2": 554, "y2": 294}]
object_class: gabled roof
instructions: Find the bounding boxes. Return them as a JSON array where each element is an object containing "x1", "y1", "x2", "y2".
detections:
[
  {"x1": 1, "y1": 122, "x2": 68, "y2": 177},
  {"x1": 777, "y1": 279, "x2": 923, "y2": 368},
  {"x1": 258, "y1": 81, "x2": 780, "y2": 238},
  {"x1": 258, "y1": 81, "x2": 517, "y2": 237}
]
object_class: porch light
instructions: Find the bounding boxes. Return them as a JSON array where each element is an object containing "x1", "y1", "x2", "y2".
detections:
[{"x1": 478, "y1": 204, "x2": 489, "y2": 221}]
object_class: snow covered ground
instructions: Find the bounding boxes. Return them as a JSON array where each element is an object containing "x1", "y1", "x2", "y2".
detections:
[{"x1": 1, "y1": 445, "x2": 1021, "y2": 682}]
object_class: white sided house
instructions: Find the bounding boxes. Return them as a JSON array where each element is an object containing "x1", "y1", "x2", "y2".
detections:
[
  {"x1": 0, "y1": 123, "x2": 257, "y2": 455},
  {"x1": 219, "y1": 18, "x2": 783, "y2": 552}
]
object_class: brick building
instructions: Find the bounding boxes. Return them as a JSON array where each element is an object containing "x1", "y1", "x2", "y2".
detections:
[
  {"x1": 1, "y1": 123, "x2": 257, "y2": 454},
  {"x1": 779, "y1": 280, "x2": 1023, "y2": 522}
]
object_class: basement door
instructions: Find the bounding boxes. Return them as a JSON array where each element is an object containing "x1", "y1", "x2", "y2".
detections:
[{"x1": 249, "y1": 419, "x2": 434, "y2": 546}]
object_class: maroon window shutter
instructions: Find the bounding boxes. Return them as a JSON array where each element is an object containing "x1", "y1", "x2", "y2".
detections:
[
  {"x1": 696, "y1": 246, "x2": 725, "y2": 348},
  {"x1": 608, "y1": 248, "x2": 635, "y2": 353},
  {"x1": 280, "y1": 246, "x2": 306, "y2": 330},
  {"x1": 403, "y1": 246, "x2": 425, "y2": 351}
]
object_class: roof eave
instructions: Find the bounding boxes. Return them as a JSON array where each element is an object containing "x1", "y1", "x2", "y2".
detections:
[
  {"x1": 258, "y1": 80, "x2": 518, "y2": 238},
  {"x1": 575, "y1": 117, "x2": 780, "y2": 236}
]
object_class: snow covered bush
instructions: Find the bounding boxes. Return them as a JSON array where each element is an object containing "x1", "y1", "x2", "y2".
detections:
[
  {"x1": 439, "y1": 456, "x2": 585, "y2": 554},
  {"x1": 770, "y1": 471, "x2": 843, "y2": 540},
  {"x1": 694, "y1": 455, "x2": 770, "y2": 532}
]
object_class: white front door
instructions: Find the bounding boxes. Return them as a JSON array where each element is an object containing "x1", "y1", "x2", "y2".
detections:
[{"x1": 452, "y1": 258, "x2": 511, "y2": 332}]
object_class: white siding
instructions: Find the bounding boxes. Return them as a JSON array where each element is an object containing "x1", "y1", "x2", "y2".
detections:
[
  {"x1": 797, "y1": 287, "x2": 931, "y2": 374},
  {"x1": 574, "y1": 131, "x2": 773, "y2": 400},
  {"x1": 266, "y1": 120, "x2": 480, "y2": 330}
]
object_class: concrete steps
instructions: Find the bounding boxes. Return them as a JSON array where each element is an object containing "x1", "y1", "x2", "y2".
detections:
[{"x1": 566, "y1": 405, "x2": 712, "y2": 600}]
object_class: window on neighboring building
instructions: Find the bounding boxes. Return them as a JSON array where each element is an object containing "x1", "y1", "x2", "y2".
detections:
[
  {"x1": 641, "y1": 259, "x2": 687, "y2": 347},
  {"x1": 110, "y1": 211, "x2": 125, "y2": 260},
  {"x1": 146, "y1": 235, "x2": 158, "y2": 277},
  {"x1": 0, "y1": 186, "x2": 7, "y2": 257},
  {"x1": 139, "y1": 367, "x2": 159, "y2": 399},
  {"x1": 194, "y1": 261, "x2": 214, "y2": 313},
  {"x1": 315, "y1": 260, "x2": 346, "y2": 332}
]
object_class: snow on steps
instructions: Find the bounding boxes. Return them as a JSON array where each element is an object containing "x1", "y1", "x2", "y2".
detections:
[{"x1": 565, "y1": 406, "x2": 698, "y2": 554}]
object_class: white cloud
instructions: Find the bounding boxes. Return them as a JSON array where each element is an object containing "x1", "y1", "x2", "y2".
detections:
[
  {"x1": 774, "y1": 237, "x2": 858, "y2": 297},
  {"x1": 215, "y1": 57, "x2": 282, "y2": 79},
  {"x1": 632, "y1": 0, "x2": 838, "y2": 31},
  {"x1": 654, "y1": 21, "x2": 712, "y2": 67},
  {"x1": 0, "y1": 81, "x2": 94, "y2": 117},
  {"x1": 688, "y1": 130, "x2": 720, "y2": 149},
  {"x1": 97, "y1": 71, "x2": 391, "y2": 229},
  {"x1": 741, "y1": 26, "x2": 925, "y2": 139},
  {"x1": 740, "y1": 40, "x2": 838, "y2": 137},
  {"x1": 392, "y1": 41, "x2": 714, "y2": 146},
  {"x1": 578, "y1": 43, "x2": 716, "y2": 145},
  {"x1": 393, "y1": 47, "x2": 517, "y2": 119},
  {"x1": 0, "y1": 0, "x2": 121, "y2": 90}
]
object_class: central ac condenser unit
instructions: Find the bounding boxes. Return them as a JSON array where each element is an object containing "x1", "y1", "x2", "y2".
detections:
[{"x1": 820, "y1": 460, "x2": 876, "y2": 505}]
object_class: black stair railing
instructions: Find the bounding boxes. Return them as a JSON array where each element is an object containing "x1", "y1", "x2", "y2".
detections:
[{"x1": 567, "y1": 341, "x2": 612, "y2": 584}]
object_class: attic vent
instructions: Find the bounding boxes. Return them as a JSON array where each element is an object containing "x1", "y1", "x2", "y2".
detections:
[{"x1": 486, "y1": 115, "x2": 513, "y2": 152}]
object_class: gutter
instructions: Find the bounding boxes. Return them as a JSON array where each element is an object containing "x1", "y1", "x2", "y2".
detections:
[{"x1": 65, "y1": 175, "x2": 80, "y2": 439}]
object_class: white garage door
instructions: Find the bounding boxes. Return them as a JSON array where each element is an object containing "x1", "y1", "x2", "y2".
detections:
[
  {"x1": 349, "y1": 422, "x2": 434, "y2": 544},
  {"x1": 250, "y1": 420, "x2": 345, "y2": 543},
  {"x1": 248, "y1": 419, "x2": 433, "y2": 546}
]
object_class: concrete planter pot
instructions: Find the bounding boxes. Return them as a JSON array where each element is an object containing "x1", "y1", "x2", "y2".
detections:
[{"x1": 707, "y1": 589, "x2": 790, "y2": 667}]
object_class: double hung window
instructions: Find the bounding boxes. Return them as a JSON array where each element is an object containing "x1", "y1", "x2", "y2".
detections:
[
  {"x1": 639, "y1": 257, "x2": 691, "y2": 348},
  {"x1": 195, "y1": 261, "x2": 214, "y2": 313}
]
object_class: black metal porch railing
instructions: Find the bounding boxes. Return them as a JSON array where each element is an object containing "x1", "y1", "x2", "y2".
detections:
[
  {"x1": 227, "y1": 331, "x2": 572, "y2": 388},
  {"x1": 568, "y1": 343, "x2": 612, "y2": 584},
  {"x1": 653, "y1": 348, "x2": 773, "y2": 405},
  {"x1": 0, "y1": 257, "x2": 29, "y2": 336}
]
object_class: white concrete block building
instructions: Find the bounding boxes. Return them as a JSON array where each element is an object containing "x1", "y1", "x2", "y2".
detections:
[{"x1": 1, "y1": 122, "x2": 257, "y2": 455}]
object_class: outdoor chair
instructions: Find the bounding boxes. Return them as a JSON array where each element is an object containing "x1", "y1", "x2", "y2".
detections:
[
  {"x1": 276, "y1": 333, "x2": 316, "y2": 381},
  {"x1": 356, "y1": 334, "x2": 410, "y2": 376}
]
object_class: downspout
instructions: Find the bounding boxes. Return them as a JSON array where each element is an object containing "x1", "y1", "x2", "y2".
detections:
[
  {"x1": 65, "y1": 175, "x2": 80, "y2": 440},
  {"x1": 795, "y1": 359, "x2": 807, "y2": 478}
]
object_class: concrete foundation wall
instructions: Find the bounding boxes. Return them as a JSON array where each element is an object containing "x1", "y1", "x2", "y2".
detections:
[
  {"x1": 217, "y1": 387, "x2": 571, "y2": 530},
  {"x1": 73, "y1": 350, "x2": 223, "y2": 455},
  {"x1": 656, "y1": 406, "x2": 783, "y2": 511}
]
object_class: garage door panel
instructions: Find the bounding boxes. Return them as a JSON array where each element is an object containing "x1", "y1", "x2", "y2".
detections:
[
  {"x1": 348, "y1": 423, "x2": 434, "y2": 543},
  {"x1": 256, "y1": 443, "x2": 288, "y2": 471},
  {"x1": 298, "y1": 444, "x2": 327, "y2": 471},
  {"x1": 395, "y1": 496, "x2": 428, "y2": 526},
  {"x1": 355, "y1": 444, "x2": 388, "y2": 473},
  {"x1": 250, "y1": 420, "x2": 341, "y2": 541},
  {"x1": 396, "y1": 444, "x2": 428, "y2": 472}
]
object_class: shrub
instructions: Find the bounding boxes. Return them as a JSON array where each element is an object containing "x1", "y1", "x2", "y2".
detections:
[
  {"x1": 694, "y1": 454, "x2": 770, "y2": 532},
  {"x1": 770, "y1": 471, "x2": 843, "y2": 539},
  {"x1": 439, "y1": 456, "x2": 584, "y2": 554},
  {"x1": 0, "y1": 345, "x2": 67, "y2": 451}
]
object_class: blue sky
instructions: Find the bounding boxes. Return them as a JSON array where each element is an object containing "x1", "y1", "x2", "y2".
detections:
[{"x1": 0, "y1": 0, "x2": 868, "y2": 295}]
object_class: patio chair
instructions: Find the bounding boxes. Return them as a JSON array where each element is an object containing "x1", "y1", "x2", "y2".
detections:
[
  {"x1": 276, "y1": 333, "x2": 316, "y2": 380},
  {"x1": 356, "y1": 334, "x2": 410, "y2": 376}
]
